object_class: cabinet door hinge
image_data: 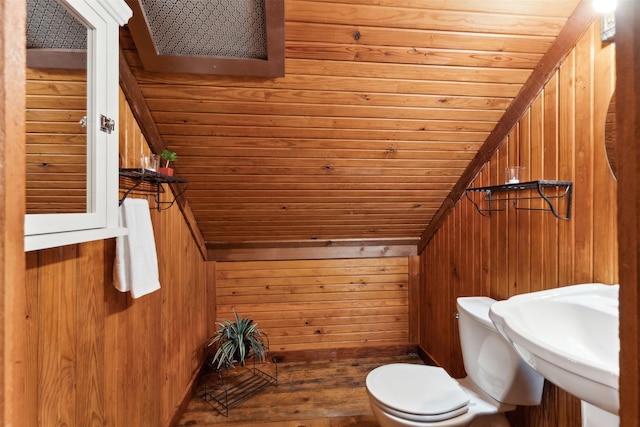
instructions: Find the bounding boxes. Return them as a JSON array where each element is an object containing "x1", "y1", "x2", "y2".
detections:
[{"x1": 100, "y1": 114, "x2": 116, "y2": 134}]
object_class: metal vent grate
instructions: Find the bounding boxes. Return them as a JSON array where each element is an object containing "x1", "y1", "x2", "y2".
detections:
[
  {"x1": 26, "y1": 0, "x2": 86, "y2": 49},
  {"x1": 140, "y1": 0, "x2": 267, "y2": 59}
]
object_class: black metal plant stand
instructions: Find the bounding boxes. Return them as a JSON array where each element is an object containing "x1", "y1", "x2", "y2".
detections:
[{"x1": 199, "y1": 349, "x2": 278, "y2": 417}]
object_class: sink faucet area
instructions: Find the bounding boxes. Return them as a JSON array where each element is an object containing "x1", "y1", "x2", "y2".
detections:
[{"x1": 488, "y1": 283, "x2": 619, "y2": 426}]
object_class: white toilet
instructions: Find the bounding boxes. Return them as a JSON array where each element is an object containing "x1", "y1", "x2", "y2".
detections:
[{"x1": 366, "y1": 297, "x2": 544, "y2": 427}]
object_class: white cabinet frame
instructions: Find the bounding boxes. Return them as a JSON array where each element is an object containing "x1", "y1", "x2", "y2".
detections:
[{"x1": 25, "y1": 0, "x2": 131, "y2": 251}]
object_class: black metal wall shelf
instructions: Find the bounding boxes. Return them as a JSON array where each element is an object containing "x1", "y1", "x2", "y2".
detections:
[
  {"x1": 465, "y1": 180, "x2": 573, "y2": 220},
  {"x1": 119, "y1": 168, "x2": 188, "y2": 211}
]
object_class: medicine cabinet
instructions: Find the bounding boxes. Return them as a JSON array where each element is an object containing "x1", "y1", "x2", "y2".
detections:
[{"x1": 24, "y1": 0, "x2": 132, "y2": 251}]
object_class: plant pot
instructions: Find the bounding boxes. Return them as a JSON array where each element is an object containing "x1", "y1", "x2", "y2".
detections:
[{"x1": 157, "y1": 167, "x2": 174, "y2": 176}]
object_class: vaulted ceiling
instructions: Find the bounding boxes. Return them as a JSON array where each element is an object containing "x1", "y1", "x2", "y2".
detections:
[{"x1": 117, "y1": 0, "x2": 594, "y2": 259}]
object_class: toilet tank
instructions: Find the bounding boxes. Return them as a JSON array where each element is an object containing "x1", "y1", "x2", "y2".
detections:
[{"x1": 457, "y1": 297, "x2": 543, "y2": 406}]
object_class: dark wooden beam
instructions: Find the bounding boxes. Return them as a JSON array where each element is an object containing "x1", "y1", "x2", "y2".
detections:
[
  {"x1": 615, "y1": 0, "x2": 640, "y2": 423},
  {"x1": 27, "y1": 48, "x2": 87, "y2": 69},
  {"x1": 118, "y1": 48, "x2": 165, "y2": 155},
  {"x1": 119, "y1": 49, "x2": 208, "y2": 258},
  {"x1": 207, "y1": 238, "x2": 418, "y2": 261},
  {"x1": 418, "y1": 0, "x2": 597, "y2": 252}
]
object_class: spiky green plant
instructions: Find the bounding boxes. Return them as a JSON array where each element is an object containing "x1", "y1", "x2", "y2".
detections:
[{"x1": 206, "y1": 310, "x2": 267, "y2": 370}]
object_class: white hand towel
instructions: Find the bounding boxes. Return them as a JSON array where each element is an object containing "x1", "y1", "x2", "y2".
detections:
[{"x1": 114, "y1": 198, "x2": 161, "y2": 298}]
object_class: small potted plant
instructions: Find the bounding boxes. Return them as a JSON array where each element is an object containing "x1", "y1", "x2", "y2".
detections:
[
  {"x1": 205, "y1": 310, "x2": 268, "y2": 370},
  {"x1": 157, "y1": 149, "x2": 177, "y2": 176}
]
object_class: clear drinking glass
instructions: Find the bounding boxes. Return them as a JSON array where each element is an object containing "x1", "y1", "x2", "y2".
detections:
[{"x1": 141, "y1": 154, "x2": 157, "y2": 171}]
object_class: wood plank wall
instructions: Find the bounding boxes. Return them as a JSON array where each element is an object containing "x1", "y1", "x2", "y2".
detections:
[
  {"x1": 214, "y1": 257, "x2": 419, "y2": 356},
  {"x1": 420, "y1": 22, "x2": 616, "y2": 427},
  {"x1": 1, "y1": 1, "x2": 28, "y2": 425},
  {"x1": 24, "y1": 90, "x2": 207, "y2": 427}
]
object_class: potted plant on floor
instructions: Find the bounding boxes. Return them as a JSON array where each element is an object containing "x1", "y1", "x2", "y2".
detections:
[
  {"x1": 158, "y1": 149, "x2": 177, "y2": 176},
  {"x1": 205, "y1": 310, "x2": 268, "y2": 370}
]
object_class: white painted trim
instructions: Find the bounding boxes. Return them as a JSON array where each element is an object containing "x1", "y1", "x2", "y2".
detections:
[
  {"x1": 25, "y1": 227, "x2": 128, "y2": 252},
  {"x1": 96, "y1": 0, "x2": 132, "y2": 25}
]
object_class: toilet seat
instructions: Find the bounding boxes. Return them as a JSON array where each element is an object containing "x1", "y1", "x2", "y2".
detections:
[{"x1": 366, "y1": 364, "x2": 470, "y2": 422}]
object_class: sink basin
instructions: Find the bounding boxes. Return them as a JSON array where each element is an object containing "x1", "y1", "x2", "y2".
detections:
[{"x1": 489, "y1": 284, "x2": 619, "y2": 415}]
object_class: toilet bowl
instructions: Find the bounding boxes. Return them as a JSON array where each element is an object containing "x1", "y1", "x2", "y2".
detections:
[
  {"x1": 366, "y1": 297, "x2": 544, "y2": 427},
  {"x1": 367, "y1": 364, "x2": 512, "y2": 427}
]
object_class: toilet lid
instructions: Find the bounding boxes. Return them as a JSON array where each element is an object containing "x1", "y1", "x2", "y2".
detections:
[{"x1": 366, "y1": 364, "x2": 469, "y2": 416}]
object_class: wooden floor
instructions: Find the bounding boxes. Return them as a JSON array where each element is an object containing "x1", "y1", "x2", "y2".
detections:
[{"x1": 177, "y1": 353, "x2": 424, "y2": 427}]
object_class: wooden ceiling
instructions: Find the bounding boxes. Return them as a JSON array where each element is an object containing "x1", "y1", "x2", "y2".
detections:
[{"x1": 119, "y1": 0, "x2": 594, "y2": 260}]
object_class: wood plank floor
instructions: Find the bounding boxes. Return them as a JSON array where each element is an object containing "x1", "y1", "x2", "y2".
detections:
[{"x1": 177, "y1": 353, "x2": 424, "y2": 427}]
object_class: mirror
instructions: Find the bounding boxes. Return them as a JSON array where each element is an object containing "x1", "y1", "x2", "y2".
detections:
[
  {"x1": 605, "y1": 91, "x2": 617, "y2": 179},
  {"x1": 24, "y1": 0, "x2": 132, "y2": 251},
  {"x1": 26, "y1": 0, "x2": 88, "y2": 214}
]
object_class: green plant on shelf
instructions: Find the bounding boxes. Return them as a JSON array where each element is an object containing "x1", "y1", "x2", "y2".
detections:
[{"x1": 159, "y1": 149, "x2": 177, "y2": 168}]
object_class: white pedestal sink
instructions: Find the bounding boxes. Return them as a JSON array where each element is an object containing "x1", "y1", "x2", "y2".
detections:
[{"x1": 488, "y1": 284, "x2": 619, "y2": 427}]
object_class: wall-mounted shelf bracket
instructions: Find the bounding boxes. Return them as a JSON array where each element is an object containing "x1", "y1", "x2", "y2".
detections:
[
  {"x1": 465, "y1": 180, "x2": 573, "y2": 220},
  {"x1": 119, "y1": 168, "x2": 188, "y2": 211}
]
